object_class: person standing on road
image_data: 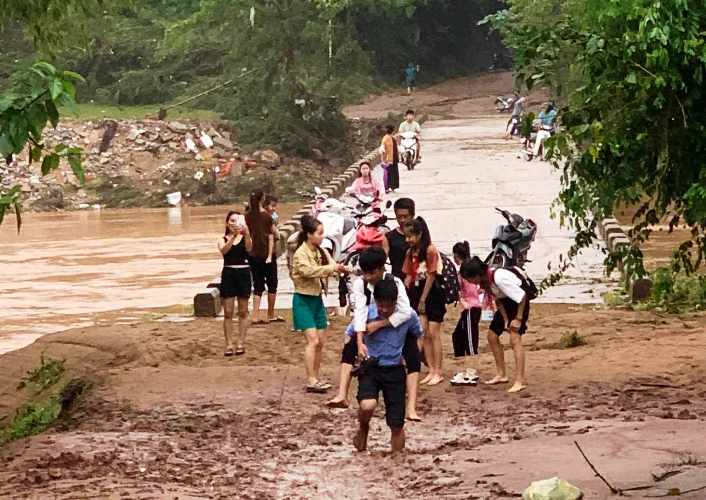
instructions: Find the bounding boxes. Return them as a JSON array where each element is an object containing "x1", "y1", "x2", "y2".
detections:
[
  {"x1": 404, "y1": 62, "x2": 418, "y2": 95},
  {"x1": 398, "y1": 109, "x2": 422, "y2": 162},
  {"x1": 218, "y1": 211, "x2": 253, "y2": 357},
  {"x1": 386, "y1": 198, "x2": 415, "y2": 280},
  {"x1": 460, "y1": 257, "x2": 532, "y2": 393},
  {"x1": 353, "y1": 278, "x2": 423, "y2": 454},
  {"x1": 380, "y1": 125, "x2": 400, "y2": 193},
  {"x1": 245, "y1": 190, "x2": 282, "y2": 324},
  {"x1": 403, "y1": 217, "x2": 446, "y2": 386},
  {"x1": 291, "y1": 215, "x2": 349, "y2": 393},
  {"x1": 265, "y1": 194, "x2": 284, "y2": 321}
]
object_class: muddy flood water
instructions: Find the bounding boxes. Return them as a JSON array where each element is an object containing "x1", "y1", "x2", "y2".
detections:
[{"x1": 0, "y1": 204, "x2": 298, "y2": 355}]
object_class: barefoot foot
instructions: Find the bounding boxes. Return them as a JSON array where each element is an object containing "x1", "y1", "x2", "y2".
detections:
[
  {"x1": 406, "y1": 410, "x2": 422, "y2": 422},
  {"x1": 507, "y1": 383, "x2": 527, "y2": 393},
  {"x1": 484, "y1": 375, "x2": 509, "y2": 385},
  {"x1": 325, "y1": 397, "x2": 349, "y2": 409},
  {"x1": 426, "y1": 375, "x2": 444, "y2": 386},
  {"x1": 353, "y1": 429, "x2": 368, "y2": 451},
  {"x1": 420, "y1": 373, "x2": 433, "y2": 385}
]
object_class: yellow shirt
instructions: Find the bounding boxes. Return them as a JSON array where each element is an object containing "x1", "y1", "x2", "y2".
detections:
[
  {"x1": 291, "y1": 243, "x2": 337, "y2": 296},
  {"x1": 381, "y1": 134, "x2": 395, "y2": 163}
]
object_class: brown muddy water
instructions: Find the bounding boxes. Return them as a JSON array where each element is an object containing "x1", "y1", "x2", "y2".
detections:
[{"x1": 0, "y1": 204, "x2": 299, "y2": 355}]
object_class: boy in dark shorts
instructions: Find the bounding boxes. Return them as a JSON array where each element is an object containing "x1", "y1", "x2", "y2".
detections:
[
  {"x1": 353, "y1": 277, "x2": 423, "y2": 453},
  {"x1": 385, "y1": 198, "x2": 415, "y2": 280}
]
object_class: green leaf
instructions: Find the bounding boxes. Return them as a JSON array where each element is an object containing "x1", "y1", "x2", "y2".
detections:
[
  {"x1": 41, "y1": 153, "x2": 60, "y2": 175},
  {"x1": 67, "y1": 155, "x2": 85, "y2": 184},
  {"x1": 0, "y1": 134, "x2": 14, "y2": 156},
  {"x1": 30, "y1": 146, "x2": 42, "y2": 164},
  {"x1": 50, "y1": 79, "x2": 63, "y2": 100},
  {"x1": 626, "y1": 72, "x2": 637, "y2": 84},
  {"x1": 46, "y1": 100, "x2": 60, "y2": 128},
  {"x1": 62, "y1": 70, "x2": 85, "y2": 83}
]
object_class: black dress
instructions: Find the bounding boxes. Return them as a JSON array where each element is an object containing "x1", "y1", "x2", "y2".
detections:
[{"x1": 387, "y1": 139, "x2": 400, "y2": 191}]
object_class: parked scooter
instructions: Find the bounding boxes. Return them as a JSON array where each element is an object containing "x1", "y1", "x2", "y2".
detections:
[
  {"x1": 398, "y1": 131, "x2": 419, "y2": 170},
  {"x1": 485, "y1": 207, "x2": 537, "y2": 268},
  {"x1": 495, "y1": 93, "x2": 519, "y2": 113}
]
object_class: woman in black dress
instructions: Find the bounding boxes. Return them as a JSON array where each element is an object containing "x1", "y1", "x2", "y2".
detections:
[{"x1": 218, "y1": 210, "x2": 253, "y2": 356}]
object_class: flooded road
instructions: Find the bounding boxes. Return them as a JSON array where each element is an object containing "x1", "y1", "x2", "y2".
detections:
[{"x1": 0, "y1": 204, "x2": 300, "y2": 354}]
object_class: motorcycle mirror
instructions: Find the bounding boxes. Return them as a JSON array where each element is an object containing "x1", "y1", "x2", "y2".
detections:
[{"x1": 386, "y1": 200, "x2": 392, "y2": 209}]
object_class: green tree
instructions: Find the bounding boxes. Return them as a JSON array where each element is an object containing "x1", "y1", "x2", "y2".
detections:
[
  {"x1": 0, "y1": 0, "x2": 101, "y2": 228},
  {"x1": 484, "y1": 0, "x2": 706, "y2": 282}
]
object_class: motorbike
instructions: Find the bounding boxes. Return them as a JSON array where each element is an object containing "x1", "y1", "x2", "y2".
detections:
[
  {"x1": 495, "y1": 93, "x2": 519, "y2": 113},
  {"x1": 485, "y1": 207, "x2": 537, "y2": 269},
  {"x1": 398, "y1": 131, "x2": 419, "y2": 170}
]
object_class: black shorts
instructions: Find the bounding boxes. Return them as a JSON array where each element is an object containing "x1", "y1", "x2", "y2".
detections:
[
  {"x1": 249, "y1": 256, "x2": 278, "y2": 295},
  {"x1": 452, "y1": 308, "x2": 481, "y2": 356},
  {"x1": 341, "y1": 334, "x2": 421, "y2": 373},
  {"x1": 489, "y1": 298, "x2": 530, "y2": 336},
  {"x1": 357, "y1": 364, "x2": 406, "y2": 429},
  {"x1": 408, "y1": 280, "x2": 446, "y2": 323},
  {"x1": 220, "y1": 267, "x2": 252, "y2": 299}
]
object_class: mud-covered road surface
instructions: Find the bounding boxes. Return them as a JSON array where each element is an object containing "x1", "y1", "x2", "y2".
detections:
[{"x1": 2, "y1": 304, "x2": 706, "y2": 499}]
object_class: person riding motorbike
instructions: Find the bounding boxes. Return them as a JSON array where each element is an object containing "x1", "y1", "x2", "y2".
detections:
[
  {"x1": 532, "y1": 103, "x2": 557, "y2": 160},
  {"x1": 346, "y1": 161, "x2": 385, "y2": 210},
  {"x1": 505, "y1": 96, "x2": 526, "y2": 138},
  {"x1": 398, "y1": 109, "x2": 422, "y2": 162}
]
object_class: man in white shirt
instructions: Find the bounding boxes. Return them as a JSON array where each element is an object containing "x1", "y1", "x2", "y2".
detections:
[
  {"x1": 327, "y1": 247, "x2": 423, "y2": 421},
  {"x1": 398, "y1": 109, "x2": 422, "y2": 161}
]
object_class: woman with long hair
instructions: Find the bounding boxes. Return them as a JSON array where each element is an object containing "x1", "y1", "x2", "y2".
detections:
[
  {"x1": 218, "y1": 210, "x2": 253, "y2": 356},
  {"x1": 291, "y1": 215, "x2": 348, "y2": 393},
  {"x1": 245, "y1": 189, "x2": 281, "y2": 324},
  {"x1": 402, "y1": 217, "x2": 446, "y2": 385},
  {"x1": 347, "y1": 160, "x2": 385, "y2": 209}
]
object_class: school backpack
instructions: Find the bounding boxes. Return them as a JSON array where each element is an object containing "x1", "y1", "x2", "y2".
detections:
[
  {"x1": 437, "y1": 253, "x2": 461, "y2": 305},
  {"x1": 493, "y1": 266, "x2": 538, "y2": 301}
]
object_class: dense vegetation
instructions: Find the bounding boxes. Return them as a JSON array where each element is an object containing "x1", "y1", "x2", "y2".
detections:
[{"x1": 484, "y1": 0, "x2": 706, "y2": 282}]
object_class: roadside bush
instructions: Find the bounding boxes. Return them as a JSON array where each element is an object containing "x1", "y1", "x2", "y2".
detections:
[
  {"x1": 649, "y1": 268, "x2": 706, "y2": 313},
  {"x1": 558, "y1": 330, "x2": 587, "y2": 349}
]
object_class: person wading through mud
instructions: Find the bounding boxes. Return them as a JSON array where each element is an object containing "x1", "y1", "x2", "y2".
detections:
[
  {"x1": 386, "y1": 198, "x2": 415, "y2": 280},
  {"x1": 246, "y1": 189, "x2": 283, "y2": 324},
  {"x1": 291, "y1": 215, "x2": 350, "y2": 393},
  {"x1": 380, "y1": 125, "x2": 400, "y2": 193},
  {"x1": 326, "y1": 247, "x2": 423, "y2": 421},
  {"x1": 460, "y1": 257, "x2": 533, "y2": 393},
  {"x1": 218, "y1": 211, "x2": 253, "y2": 356},
  {"x1": 353, "y1": 277, "x2": 423, "y2": 453},
  {"x1": 403, "y1": 217, "x2": 446, "y2": 385}
]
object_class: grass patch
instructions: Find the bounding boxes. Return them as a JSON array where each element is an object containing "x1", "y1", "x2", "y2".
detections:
[
  {"x1": 558, "y1": 330, "x2": 587, "y2": 349},
  {"x1": 1, "y1": 399, "x2": 62, "y2": 445},
  {"x1": 63, "y1": 103, "x2": 220, "y2": 121},
  {"x1": 603, "y1": 289, "x2": 630, "y2": 308},
  {"x1": 17, "y1": 354, "x2": 65, "y2": 393}
]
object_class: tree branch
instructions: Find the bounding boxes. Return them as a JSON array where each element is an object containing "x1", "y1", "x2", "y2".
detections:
[{"x1": 574, "y1": 440, "x2": 622, "y2": 495}]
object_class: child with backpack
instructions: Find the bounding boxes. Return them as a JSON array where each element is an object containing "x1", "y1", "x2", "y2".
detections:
[
  {"x1": 402, "y1": 217, "x2": 446, "y2": 386},
  {"x1": 459, "y1": 256, "x2": 537, "y2": 393},
  {"x1": 450, "y1": 242, "x2": 483, "y2": 386}
]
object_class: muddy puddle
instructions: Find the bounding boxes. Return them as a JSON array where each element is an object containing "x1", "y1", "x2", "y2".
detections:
[{"x1": 0, "y1": 204, "x2": 299, "y2": 354}]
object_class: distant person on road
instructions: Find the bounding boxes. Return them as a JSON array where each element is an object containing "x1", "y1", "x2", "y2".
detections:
[
  {"x1": 398, "y1": 109, "x2": 422, "y2": 162},
  {"x1": 353, "y1": 278, "x2": 423, "y2": 454},
  {"x1": 246, "y1": 189, "x2": 281, "y2": 325},
  {"x1": 505, "y1": 96, "x2": 526, "y2": 138},
  {"x1": 380, "y1": 125, "x2": 400, "y2": 193},
  {"x1": 386, "y1": 198, "x2": 415, "y2": 280},
  {"x1": 403, "y1": 217, "x2": 446, "y2": 386},
  {"x1": 291, "y1": 215, "x2": 349, "y2": 393},
  {"x1": 346, "y1": 160, "x2": 385, "y2": 209},
  {"x1": 404, "y1": 62, "x2": 418, "y2": 95},
  {"x1": 218, "y1": 210, "x2": 253, "y2": 356},
  {"x1": 460, "y1": 257, "x2": 532, "y2": 393},
  {"x1": 533, "y1": 102, "x2": 557, "y2": 160}
]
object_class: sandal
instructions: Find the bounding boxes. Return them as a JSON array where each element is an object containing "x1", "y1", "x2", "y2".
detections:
[
  {"x1": 306, "y1": 382, "x2": 330, "y2": 394},
  {"x1": 252, "y1": 319, "x2": 267, "y2": 325},
  {"x1": 235, "y1": 347, "x2": 245, "y2": 356},
  {"x1": 450, "y1": 373, "x2": 477, "y2": 386},
  {"x1": 224, "y1": 348, "x2": 235, "y2": 357},
  {"x1": 268, "y1": 316, "x2": 286, "y2": 323}
]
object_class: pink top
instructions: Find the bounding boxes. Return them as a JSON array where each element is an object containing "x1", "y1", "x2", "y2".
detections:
[
  {"x1": 351, "y1": 176, "x2": 384, "y2": 204},
  {"x1": 459, "y1": 274, "x2": 483, "y2": 309}
]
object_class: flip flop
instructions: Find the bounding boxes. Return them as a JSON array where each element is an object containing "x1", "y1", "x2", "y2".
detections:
[
  {"x1": 406, "y1": 415, "x2": 422, "y2": 422},
  {"x1": 306, "y1": 383, "x2": 329, "y2": 394},
  {"x1": 484, "y1": 377, "x2": 509, "y2": 385},
  {"x1": 252, "y1": 320, "x2": 267, "y2": 325},
  {"x1": 235, "y1": 347, "x2": 245, "y2": 356},
  {"x1": 224, "y1": 348, "x2": 235, "y2": 357},
  {"x1": 268, "y1": 316, "x2": 286, "y2": 323},
  {"x1": 325, "y1": 400, "x2": 349, "y2": 409}
]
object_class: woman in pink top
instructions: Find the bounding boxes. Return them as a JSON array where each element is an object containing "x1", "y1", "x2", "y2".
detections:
[
  {"x1": 347, "y1": 161, "x2": 384, "y2": 209},
  {"x1": 451, "y1": 242, "x2": 483, "y2": 386}
]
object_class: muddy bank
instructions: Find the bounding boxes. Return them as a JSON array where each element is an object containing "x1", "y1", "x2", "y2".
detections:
[{"x1": 2, "y1": 304, "x2": 706, "y2": 498}]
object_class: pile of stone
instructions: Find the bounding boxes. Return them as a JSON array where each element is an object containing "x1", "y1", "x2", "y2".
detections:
[{"x1": 1, "y1": 118, "x2": 283, "y2": 210}]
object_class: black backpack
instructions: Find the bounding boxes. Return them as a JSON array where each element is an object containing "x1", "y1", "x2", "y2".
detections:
[
  {"x1": 437, "y1": 253, "x2": 461, "y2": 305},
  {"x1": 495, "y1": 266, "x2": 538, "y2": 301}
]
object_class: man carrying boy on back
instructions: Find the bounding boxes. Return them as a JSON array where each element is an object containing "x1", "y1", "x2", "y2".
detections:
[
  {"x1": 353, "y1": 277, "x2": 423, "y2": 453},
  {"x1": 326, "y1": 246, "x2": 423, "y2": 421}
]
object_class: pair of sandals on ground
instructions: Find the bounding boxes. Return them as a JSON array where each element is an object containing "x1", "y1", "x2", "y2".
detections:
[{"x1": 251, "y1": 316, "x2": 285, "y2": 325}]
